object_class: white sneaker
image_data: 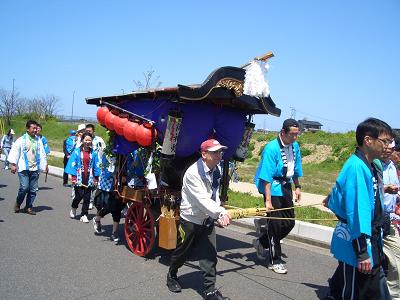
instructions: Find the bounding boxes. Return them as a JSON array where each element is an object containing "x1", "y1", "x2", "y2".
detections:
[
  {"x1": 80, "y1": 215, "x2": 89, "y2": 223},
  {"x1": 252, "y1": 239, "x2": 266, "y2": 260},
  {"x1": 89, "y1": 203, "x2": 94, "y2": 210},
  {"x1": 92, "y1": 218, "x2": 101, "y2": 233},
  {"x1": 4, "y1": 166, "x2": 9, "y2": 170},
  {"x1": 268, "y1": 263, "x2": 288, "y2": 274},
  {"x1": 70, "y1": 208, "x2": 77, "y2": 219}
]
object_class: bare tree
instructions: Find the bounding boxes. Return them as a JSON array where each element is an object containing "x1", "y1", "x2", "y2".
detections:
[
  {"x1": 15, "y1": 97, "x2": 30, "y2": 115},
  {"x1": 133, "y1": 69, "x2": 162, "y2": 91},
  {"x1": 41, "y1": 94, "x2": 60, "y2": 116},
  {"x1": 0, "y1": 88, "x2": 19, "y2": 125}
]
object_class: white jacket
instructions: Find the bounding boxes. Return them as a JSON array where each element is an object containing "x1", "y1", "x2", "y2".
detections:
[
  {"x1": 180, "y1": 159, "x2": 226, "y2": 225},
  {"x1": 7, "y1": 134, "x2": 47, "y2": 172}
]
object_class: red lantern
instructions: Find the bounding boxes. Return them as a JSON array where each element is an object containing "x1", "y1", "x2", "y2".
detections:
[
  {"x1": 105, "y1": 111, "x2": 118, "y2": 131},
  {"x1": 123, "y1": 120, "x2": 140, "y2": 142},
  {"x1": 136, "y1": 123, "x2": 157, "y2": 147},
  {"x1": 114, "y1": 115, "x2": 128, "y2": 135},
  {"x1": 96, "y1": 106, "x2": 109, "y2": 125}
]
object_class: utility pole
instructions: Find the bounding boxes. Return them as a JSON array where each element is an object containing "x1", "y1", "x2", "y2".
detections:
[
  {"x1": 290, "y1": 106, "x2": 296, "y2": 119},
  {"x1": 71, "y1": 90, "x2": 75, "y2": 122}
]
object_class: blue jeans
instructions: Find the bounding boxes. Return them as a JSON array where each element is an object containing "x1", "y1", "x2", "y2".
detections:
[
  {"x1": 2, "y1": 148, "x2": 10, "y2": 168},
  {"x1": 16, "y1": 170, "x2": 40, "y2": 208}
]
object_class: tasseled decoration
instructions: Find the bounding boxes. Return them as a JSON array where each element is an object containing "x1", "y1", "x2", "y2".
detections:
[{"x1": 243, "y1": 60, "x2": 270, "y2": 97}]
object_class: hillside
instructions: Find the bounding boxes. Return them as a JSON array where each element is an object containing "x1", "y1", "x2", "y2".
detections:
[{"x1": 237, "y1": 130, "x2": 357, "y2": 195}]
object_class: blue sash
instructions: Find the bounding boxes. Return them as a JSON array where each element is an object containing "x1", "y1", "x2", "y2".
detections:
[{"x1": 22, "y1": 133, "x2": 41, "y2": 171}]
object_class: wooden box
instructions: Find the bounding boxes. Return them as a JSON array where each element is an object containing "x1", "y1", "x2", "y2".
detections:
[
  {"x1": 120, "y1": 186, "x2": 144, "y2": 203},
  {"x1": 158, "y1": 215, "x2": 177, "y2": 250}
]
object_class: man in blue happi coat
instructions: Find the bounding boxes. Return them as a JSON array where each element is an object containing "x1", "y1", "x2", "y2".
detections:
[
  {"x1": 327, "y1": 118, "x2": 393, "y2": 300},
  {"x1": 253, "y1": 118, "x2": 303, "y2": 274}
]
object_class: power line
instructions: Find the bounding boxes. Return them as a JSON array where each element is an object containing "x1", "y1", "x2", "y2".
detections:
[{"x1": 294, "y1": 108, "x2": 357, "y2": 126}]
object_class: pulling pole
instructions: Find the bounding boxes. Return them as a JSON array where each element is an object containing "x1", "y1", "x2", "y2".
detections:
[{"x1": 240, "y1": 52, "x2": 275, "y2": 69}]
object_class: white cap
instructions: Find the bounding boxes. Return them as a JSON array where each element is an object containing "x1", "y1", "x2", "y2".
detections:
[
  {"x1": 10, "y1": 129, "x2": 15, "y2": 135},
  {"x1": 77, "y1": 124, "x2": 86, "y2": 132}
]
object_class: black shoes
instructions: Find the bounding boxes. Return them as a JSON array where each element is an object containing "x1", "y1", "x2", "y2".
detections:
[
  {"x1": 166, "y1": 272, "x2": 182, "y2": 293},
  {"x1": 204, "y1": 289, "x2": 230, "y2": 300}
]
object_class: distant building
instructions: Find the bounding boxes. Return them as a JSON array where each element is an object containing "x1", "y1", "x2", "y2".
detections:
[{"x1": 298, "y1": 119, "x2": 323, "y2": 132}]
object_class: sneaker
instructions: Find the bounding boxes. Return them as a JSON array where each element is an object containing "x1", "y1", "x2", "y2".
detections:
[
  {"x1": 110, "y1": 233, "x2": 119, "y2": 242},
  {"x1": 89, "y1": 202, "x2": 94, "y2": 210},
  {"x1": 63, "y1": 183, "x2": 69, "y2": 187},
  {"x1": 252, "y1": 238, "x2": 266, "y2": 260},
  {"x1": 268, "y1": 263, "x2": 287, "y2": 274},
  {"x1": 69, "y1": 208, "x2": 77, "y2": 218},
  {"x1": 80, "y1": 215, "x2": 89, "y2": 223},
  {"x1": 204, "y1": 289, "x2": 231, "y2": 300},
  {"x1": 92, "y1": 218, "x2": 102, "y2": 234},
  {"x1": 4, "y1": 166, "x2": 9, "y2": 170},
  {"x1": 166, "y1": 273, "x2": 181, "y2": 293},
  {"x1": 14, "y1": 203, "x2": 20, "y2": 213}
]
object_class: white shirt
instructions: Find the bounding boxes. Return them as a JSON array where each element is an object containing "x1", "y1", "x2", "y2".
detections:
[
  {"x1": 7, "y1": 134, "x2": 47, "y2": 172},
  {"x1": 279, "y1": 135, "x2": 295, "y2": 178},
  {"x1": 180, "y1": 160, "x2": 226, "y2": 225}
]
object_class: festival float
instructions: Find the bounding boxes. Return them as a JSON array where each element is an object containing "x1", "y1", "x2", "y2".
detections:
[{"x1": 86, "y1": 52, "x2": 281, "y2": 256}]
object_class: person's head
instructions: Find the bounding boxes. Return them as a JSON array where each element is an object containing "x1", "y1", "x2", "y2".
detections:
[
  {"x1": 280, "y1": 119, "x2": 300, "y2": 145},
  {"x1": 391, "y1": 142, "x2": 400, "y2": 165},
  {"x1": 80, "y1": 132, "x2": 93, "y2": 150},
  {"x1": 85, "y1": 124, "x2": 95, "y2": 135},
  {"x1": 200, "y1": 139, "x2": 227, "y2": 169},
  {"x1": 7, "y1": 129, "x2": 15, "y2": 136},
  {"x1": 36, "y1": 123, "x2": 42, "y2": 135},
  {"x1": 381, "y1": 140, "x2": 396, "y2": 163},
  {"x1": 356, "y1": 118, "x2": 393, "y2": 161},
  {"x1": 25, "y1": 120, "x2": 37, "y2": 137},
  {"x1": 77, "y1": 123, "x2": 86, "y2": 134},
  {"x1": 69, "y1": 129, "x2": 76, "y2": 136}
]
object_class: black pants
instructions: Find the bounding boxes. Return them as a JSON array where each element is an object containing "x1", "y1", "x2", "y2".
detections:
[
  {"x1": 329, "y1": 261, "x2": 391, "y2": 300},
  {"x1": 71, "y1": 186, "x2": 92, "y2": 216},
  {"x1": 169, "y1": 218, "x2": 217, "y2": 293},
  {"x1": 63, "y1": 156, "x2": 69, "y2": 184},
  {"x1": 259, "y1": 193, "x2": 295, "y2": 263},
  {"x1": 95, "y1": 191, "x2": 124, "y2": 223}
]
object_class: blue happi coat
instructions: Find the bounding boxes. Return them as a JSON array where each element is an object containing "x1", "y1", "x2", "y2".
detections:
[
  {"x1": 328, "y1": 153, "x2": 383, "y2": 267},
  {"x1": 98, "y1": 155, "x2": 116, "y2": 192},
  {"x1": 65, "y1": 147, "x2": 101, "y2": 187},
  {"x1": 254, "y1": 138, "x2": 303, "y2": 196}
]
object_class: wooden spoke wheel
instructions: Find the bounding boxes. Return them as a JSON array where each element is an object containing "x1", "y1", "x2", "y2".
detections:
[{"x1": 124, "y1": 202, "x2": 156, "y2": 257}]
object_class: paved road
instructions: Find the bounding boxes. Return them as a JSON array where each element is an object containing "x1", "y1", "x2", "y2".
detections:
[{"x1": 0, "y1": 170, "x2": 336, "y2": 300}]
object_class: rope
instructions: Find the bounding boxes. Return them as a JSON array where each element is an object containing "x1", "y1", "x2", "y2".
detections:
[{"x1": 255, "y1": 216, "x2": 338, "y2": 221}]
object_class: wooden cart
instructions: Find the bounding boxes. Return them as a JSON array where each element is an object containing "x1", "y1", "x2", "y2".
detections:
[{"x1": 86, "y1": 54, "x2": 281, "y2": 257}]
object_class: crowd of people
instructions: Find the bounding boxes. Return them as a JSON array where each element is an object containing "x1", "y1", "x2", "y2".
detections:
[{"x1": 2, "y1": 117, "x2": 400, "y2": 300}]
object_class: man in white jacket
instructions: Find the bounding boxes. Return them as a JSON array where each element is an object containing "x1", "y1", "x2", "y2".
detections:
[
  {"x1": 8, "y1": 120, "x2": 48, "y2": 215},
  {"x1": 167, "y1": 139, "x2": 231, "y2": 300}
]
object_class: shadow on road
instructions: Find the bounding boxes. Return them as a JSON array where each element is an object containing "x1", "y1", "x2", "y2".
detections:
[
  {"x1": 302, "y1": 282, "x2": 330, "y2": 299},
  {"x1": 0, "y1": 197, "x2": 5, "y2": 201},
  {"x1": 38, "y1": 187, "x2": 53, "y2": 191},
  {"x1": 35, "y1": 205, "x2": 54, "y2": 212},
  {"x1": 0, "y1": 184, "x2": 7, "y2": 188}
]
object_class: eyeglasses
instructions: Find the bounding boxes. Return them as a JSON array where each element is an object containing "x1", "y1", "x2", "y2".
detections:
[{"x1": 375, "y1": 137, "x2": 394, "y2": 147}]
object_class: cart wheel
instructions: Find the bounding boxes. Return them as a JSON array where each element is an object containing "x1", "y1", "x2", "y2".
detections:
[{"x1": 124, "y1": 202, "x2": 156, "y2": 257}]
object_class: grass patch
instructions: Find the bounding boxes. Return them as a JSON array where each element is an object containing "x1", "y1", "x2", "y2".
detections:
[
  {"x1": 47, "y1": 156, "x2": 64, "y2": 168},
  {"x1": 227, "y1": 190, "x2": 336, "y2": 227}
]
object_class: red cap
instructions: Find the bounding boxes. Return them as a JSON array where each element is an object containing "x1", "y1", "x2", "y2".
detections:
[{"x1": 200, "y1": 139, "x2": 227, "y2": 152}]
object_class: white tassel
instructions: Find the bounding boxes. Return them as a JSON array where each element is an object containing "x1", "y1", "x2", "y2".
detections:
[{"x1": 243, "y1": 60, "x2": 270, "y2": 97}]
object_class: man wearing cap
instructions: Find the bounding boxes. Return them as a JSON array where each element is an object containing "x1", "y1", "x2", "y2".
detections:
[
  {"x1": 63, "y1": 129, "x2": 76, "y2": 186},
  {"x1": 74, "y1": 124, "x2": 86, "y2": 149},
  {"x1": 253, "y1": 118, "x2": 303, "y2": 274},
  {"x1": 1, "y1": 129, "x2": 15, "y2": 169},
  {"x1": 166, "y1": 138, "x2": 232, "y2": 300}
]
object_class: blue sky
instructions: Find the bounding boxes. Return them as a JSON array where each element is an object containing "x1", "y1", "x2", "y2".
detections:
[{"x1": 1, "y1": 0, "x2": 399, "y2": 132}]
